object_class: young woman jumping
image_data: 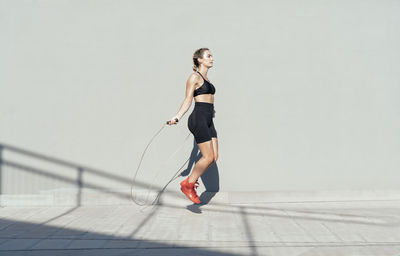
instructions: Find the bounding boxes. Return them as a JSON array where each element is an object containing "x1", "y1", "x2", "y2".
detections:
[{"x1": 167, "y1": 47, "x2": 218, "y2": 204}]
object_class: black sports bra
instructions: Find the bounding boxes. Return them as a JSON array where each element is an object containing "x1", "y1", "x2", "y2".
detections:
[{"x1": 194, "y1": 71, "x2": 216, "y2": 97}]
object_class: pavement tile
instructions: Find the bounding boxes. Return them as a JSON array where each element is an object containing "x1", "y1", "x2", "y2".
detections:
[
  {"x1": 67, "y1": 239, "x2": 107, "y2": 249},
  {"x1": 101, "y1": 239, "x2": 140, "y2": 249},
  {"x1": 31, "y1": 238, "x2": 72, "y2": 249},
  {"x1": 0, "y1": 238, "x2": 40, "y2": 250}
]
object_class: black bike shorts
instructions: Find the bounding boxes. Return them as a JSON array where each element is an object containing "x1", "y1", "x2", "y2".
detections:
[{"x1": 187, "y1": 102, "x2": 218, "y2": 144}]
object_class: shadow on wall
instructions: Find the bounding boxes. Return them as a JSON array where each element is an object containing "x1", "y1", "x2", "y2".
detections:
[
  {"x1": 0, "y1": 142, "x2": 141, "y2": 204},
  {"x1": 0, "y1": 141, "x2": 219, "y2": 206}
]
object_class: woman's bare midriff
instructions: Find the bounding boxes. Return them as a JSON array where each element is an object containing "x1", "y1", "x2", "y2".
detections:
[{"x1": 194, "y1": 94, "x2": 214, "y2": 104}]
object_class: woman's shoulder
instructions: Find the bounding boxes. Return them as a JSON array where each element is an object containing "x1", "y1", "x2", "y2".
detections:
[{"x1": 188, "y1": 71, "x2": 201, "y2": 82}]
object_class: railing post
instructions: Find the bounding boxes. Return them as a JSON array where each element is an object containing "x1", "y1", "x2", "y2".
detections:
[{"x1": 77, "y1": 167, "x2": 83, "y2": 206}]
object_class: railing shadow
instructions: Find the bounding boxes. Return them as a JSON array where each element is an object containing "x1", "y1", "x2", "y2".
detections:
[
  {"x1": 0, "y1": 142, "x2": 152, "y2": 192},
  {"x1": 1, "y1": 142, "x2": 397, "y2": 228},
  {"x1": 0, "y1": 141, "x2": 194, "y2": 206},
  {"x1": 0, "y1": 140, "x2": 222, "y2": 221}
]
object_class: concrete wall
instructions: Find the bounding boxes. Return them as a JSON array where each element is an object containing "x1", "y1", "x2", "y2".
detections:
[{"x1": 1, "y1": 0, "x2": 399, "y2": 196}]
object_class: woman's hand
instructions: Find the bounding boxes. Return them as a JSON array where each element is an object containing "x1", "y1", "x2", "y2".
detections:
[{"x1": 167, "y1": 116, "x2": 179, "y2": 125}]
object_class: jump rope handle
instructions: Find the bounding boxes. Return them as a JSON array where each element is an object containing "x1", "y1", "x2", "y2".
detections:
[{"x1": 166, "y1": 117, "x2": 179, "y2": 125}]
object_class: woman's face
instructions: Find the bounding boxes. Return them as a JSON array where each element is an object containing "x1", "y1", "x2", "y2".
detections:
[{"x1": 200, "y1": 50, "x2": 214, "y2": 68}]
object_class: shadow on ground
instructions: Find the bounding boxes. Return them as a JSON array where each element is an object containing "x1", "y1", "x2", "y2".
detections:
[{"x1": 0, "y1": 217, "x2": 242, "y2": 256}]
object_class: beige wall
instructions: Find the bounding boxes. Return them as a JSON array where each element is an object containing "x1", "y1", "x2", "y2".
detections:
[{"x1": 0, "y1": 0, "x2": 399, "y2": 195}]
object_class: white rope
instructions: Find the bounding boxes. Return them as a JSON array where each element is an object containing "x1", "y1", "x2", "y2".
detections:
[{"x1": 130, "y1": 122, "x2": 192, "y2": 206}]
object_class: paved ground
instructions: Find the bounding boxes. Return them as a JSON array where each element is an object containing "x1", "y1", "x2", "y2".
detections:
[{"x1": 1, "y1": 196, "x2": 400, "y2": 255}]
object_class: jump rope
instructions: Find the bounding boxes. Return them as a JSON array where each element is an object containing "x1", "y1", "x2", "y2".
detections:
[{"x1": 130, "y1": 117, "x2": 193, "y2": 207}]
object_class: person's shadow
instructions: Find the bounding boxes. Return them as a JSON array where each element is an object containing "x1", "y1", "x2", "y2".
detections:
[{"x1": 181, "y1": 138, "x2": 220, "y2": 214}]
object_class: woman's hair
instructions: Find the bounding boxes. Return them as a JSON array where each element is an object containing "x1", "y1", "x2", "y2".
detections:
[{"x1": 192, "y1": 48, "x2": 209, "y2": 72}]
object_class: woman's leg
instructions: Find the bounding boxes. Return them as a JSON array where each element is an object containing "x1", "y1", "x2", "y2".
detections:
[
  {"x1": 188, "y1": 139, "x2": 216, "y2": 183},
  {"x1": 209, "y1": 118, "x2": 218, "y2": 162},
  {"x1": 211, "y1": 137, "x2": 218, "y2": 162}
]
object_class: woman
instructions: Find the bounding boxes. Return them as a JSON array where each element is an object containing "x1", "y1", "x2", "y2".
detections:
[{"x1": 167, "y1": 48, "x2": 218, "y2": 204}]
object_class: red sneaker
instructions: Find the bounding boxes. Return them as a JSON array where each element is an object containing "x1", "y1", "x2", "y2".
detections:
[{"x1": 180, "y1": 177, "x2": 201, "y2": 204}]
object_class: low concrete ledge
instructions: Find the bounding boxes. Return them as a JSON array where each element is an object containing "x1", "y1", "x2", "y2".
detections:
[
  {"x1": 0, "y1": 194, "x2": 54, "y2": 206},
  {"x1": 1, "y1": 189, "x2": 400, "y2": 207},
  {"x1": 227, "y1": 189, "x2": 400, "y2": 204}
]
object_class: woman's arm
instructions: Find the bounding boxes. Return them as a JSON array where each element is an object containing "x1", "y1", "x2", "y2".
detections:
[{"x1": 168, "y1": 74, "x2": 198, "y2": 124}]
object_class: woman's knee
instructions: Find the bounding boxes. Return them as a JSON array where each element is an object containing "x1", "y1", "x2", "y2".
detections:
[
  {"x1": 213, "y1": 153, "x2": 218, "y2": 163},
  {"x1": 202, "y1": 155, "x2": 214, "y2": 165},
  {"x1": 206, "y1": 154, "x2": 218, "y2": 165},
  {"x1": 198, "y1": 139, "x2": 217, "y2": 164}
]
